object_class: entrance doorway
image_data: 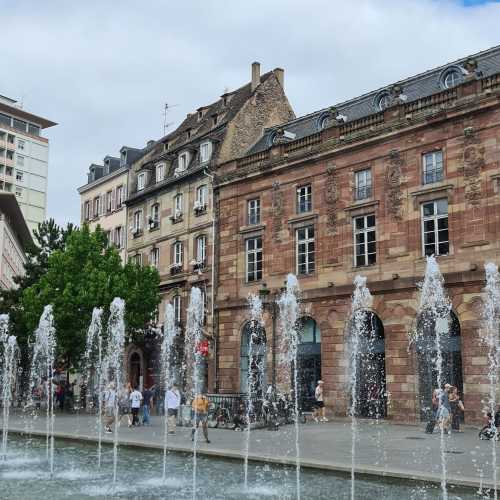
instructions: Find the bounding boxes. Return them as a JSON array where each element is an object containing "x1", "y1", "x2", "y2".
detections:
[
  {"x1": 353, "y1": 311, "x2": 387, "y2": 418},
  {"x1": 297, "y1": 318, "x2": 321, "y2": 412},
  {"x1": 416, "y1": 310, "x2": 463, "y2": 421}
]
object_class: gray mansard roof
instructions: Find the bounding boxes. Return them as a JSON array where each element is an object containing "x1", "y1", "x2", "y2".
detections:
[{"x1": 249, "y1": 44, "x2": 500, "y2": 154}]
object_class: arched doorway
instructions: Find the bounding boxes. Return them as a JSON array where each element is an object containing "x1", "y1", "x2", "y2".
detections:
[
  {"x1": 297, "y1": 318, "x2": 321, "y2": 412},
  {"x1": 129, "y1": 352, "x2": 142, "y2": 389},
  {"x1": 416, "y1": 310, "x2": 463, "y2": 421},
  {"x1": 240, "y1": 322, "x2": 267, "y2": 396},
  {"x1": 353, "y1": 311, "x2": 387, "y2": 418}
]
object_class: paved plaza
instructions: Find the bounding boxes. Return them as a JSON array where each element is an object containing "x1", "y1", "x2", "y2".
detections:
[{"x1": 3, "y1": 412, "x2": 499, "y2": 490}]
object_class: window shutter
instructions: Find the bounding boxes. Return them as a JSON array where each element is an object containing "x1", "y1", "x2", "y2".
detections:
[
  {"x1": 81, "y1": 203, "x2": 85, "y2": 222},
  {"x1": 100, "y1": 194, "x2": 105, "y2": 216},
  {"x1": 111, "y1": 189, "x2": 116, "y2": 211}
]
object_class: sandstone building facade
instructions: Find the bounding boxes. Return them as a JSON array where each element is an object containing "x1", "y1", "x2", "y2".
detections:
[
  {"x1": 125, "y1": 63, "x2": 294, "y2": 388},
  {"x1": 214, "y1": 46, "x2": 500, "y2": 424}
]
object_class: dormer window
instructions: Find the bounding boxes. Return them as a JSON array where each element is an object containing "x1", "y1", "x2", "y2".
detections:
[
  {"x1": 212, "y1": 114, "x2": 218, "y2": 127},
  {"x1": 376, "y1": 93, "x2": 391, "y2": 111},
  {"x1": 164, "y1": 142, "x2": 169, "y2": 152},
  {"x1": 156, "y1": 163, "x2": 165, "y2": 183},
  {"x1": 200, "y1": 142, "x2": 212, "y2": 164},
  {"x1": 137, "y1": 172, "x2": 146, "y2": 191},
  {"x1": 186, "y1": 128, "x2": 192, "y2": 140},
  {"x1": 120, "y1": 150, "x2": 127, "y2": 166},
  {"x1": 441, "y1": 68, "x2": 463, "y2": 89},
  {"x1": 178, "y1": 152, "x2": 188, "y2": 173}
]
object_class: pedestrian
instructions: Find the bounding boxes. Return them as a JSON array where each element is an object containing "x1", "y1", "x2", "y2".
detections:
[
  {"x1": 191, "y1": 392, "x2": 210, "y2": 443},
  {"x1": 437, "y1": 383, "x2": 452, "y2": 434},
  {"x1": 313, "y1": 380, "x2": 328, "y2": 422},
  {"x1": 117, "y1": 384, "x2": 131, "y2": 426},
  {"x1": 449, "y1": 386, "x2": 464, "y2": 432},
  {"x1": 129, "y1": 385, "x2": 143, "y2": 427},
  {"x1": 165, "y1": 384, "x2": 181, "y2": 434},
  {"x1": 103, "y1": 382, "x2": 116, "y2": 434},
  {"x1": 142, "y1": 385, "x2": 153, "y2": 426},
  {"x1": 232, "y1": 403, "x2": 246, "y2": 431}
]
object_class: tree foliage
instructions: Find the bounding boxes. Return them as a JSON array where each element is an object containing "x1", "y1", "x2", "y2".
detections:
[{"x1": 17, "y1": 224, "x2": 160, "y2": 372}]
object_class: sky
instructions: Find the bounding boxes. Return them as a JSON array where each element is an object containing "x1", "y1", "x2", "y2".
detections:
[{"x1": 2, "y1": 0, "x2": 500, "y2": 226}]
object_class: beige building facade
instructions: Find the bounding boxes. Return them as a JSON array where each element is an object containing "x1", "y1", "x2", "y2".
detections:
[
  {"x1": 125, "y1": 62, "x2": 295, "y2": 389},
  {"x1": 0, "y1": 193, "x2": 33, "y2": 289}
]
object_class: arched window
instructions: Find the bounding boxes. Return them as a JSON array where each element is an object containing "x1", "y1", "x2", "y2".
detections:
[
  {"x1": 296, "y1": 318, "x2": 321, "y2": 411},
  {"x1": 240, "y1": 322, "x2": 266, "y2": 395},
  {"x1": 351, "y1": 311, "x2": 387, "y2": 418},
  {"x1": 416, "y1": 310, "x2": 463, "y2": 421}
]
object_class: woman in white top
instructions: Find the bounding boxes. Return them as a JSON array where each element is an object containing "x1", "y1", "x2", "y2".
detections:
[
  {"x1": 165, "y1": 384, "x2": 181, "y2": 434},
  {"x1": 313, "y1": 380, "x2": 328, "y2": 422},
  {"x1": 129, "y1": 386, "x2": 143, "y2": 427}
]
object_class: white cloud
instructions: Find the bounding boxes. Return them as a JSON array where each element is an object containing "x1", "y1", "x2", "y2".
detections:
[{"x1": 2, "y1": 0, "x2": 500, "y2": 225}]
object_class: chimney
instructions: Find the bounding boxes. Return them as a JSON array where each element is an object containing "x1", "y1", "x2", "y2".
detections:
[
  {"x1": 251, "y1": 61, "x2": 261, "y2": 92},
  {"x1": 274, "y1": 68, "x2": 284, "y2": 89}
]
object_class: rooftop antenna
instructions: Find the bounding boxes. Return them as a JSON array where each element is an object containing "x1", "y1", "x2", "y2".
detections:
[{"x1": 163, "y1": 102, "x2": 178, "y2": 135}]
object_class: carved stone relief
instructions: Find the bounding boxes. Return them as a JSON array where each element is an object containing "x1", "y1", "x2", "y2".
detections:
[
  {"x1": 385, "y1": 149, "x2": 404, "y2": 220},
  {"x1": 324, "y1": 164, "x2": 338, "y2": 234},
  {"x1": 271, "y1": 181, "x2": 284, "y2": 242},
  {"x1": 461, "y1": 127, "x2": 485, "y2": 206}
]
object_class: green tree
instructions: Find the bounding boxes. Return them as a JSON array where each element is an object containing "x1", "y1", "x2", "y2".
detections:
[
  {"x1": 0, "y1": 219, "x2": 74, "y2": 359},
  {"x1": 21, "y1": 225, "x2": 160, "y2": 376}
]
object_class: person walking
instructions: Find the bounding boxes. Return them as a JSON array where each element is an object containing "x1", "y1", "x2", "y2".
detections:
[
  {"x1": 165, "y1": 384, "x2": 181, "y2": 434},
  {"x1": 191, "y1": 392, "x2": 210, "y2": 443},
  {"x1": 437, "y1": 384, "x2": 452, "y2": 434},
  {"x1": 103, "y1": 382, "x2": 117, "y2": 434},
  {"x1": 313, "y1": 380, "x2": 328, "y2": 422},
  {"x1": 118, "y1": 384, "x2": 131, "y2": 426},
  {"x1": 449, "y1": 386, "x2": 464, "y2": 432},
  {"x1": 129, "y1": 385, "x2": 143, "y2": 427},
  {"x1": 142, "y1": 385, "x2": 153, "y2": 426}
]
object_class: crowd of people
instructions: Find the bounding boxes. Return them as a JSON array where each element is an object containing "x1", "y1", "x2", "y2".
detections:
[{"x1": 427, "y1": 383, "x2": 465, "y2": 434}]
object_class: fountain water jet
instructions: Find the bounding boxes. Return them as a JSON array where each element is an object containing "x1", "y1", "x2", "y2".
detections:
[
  {"x1": 29, "y1": 305, "x2": 56, "y2": 477},
  {"x1": 482, "y1": 262, "x2": 500, "y2": 500},
  {"x1": 243, "y1": 293, "x2": 264, "y2": 490},
  {"x1": 83, "y1": 307, "x2": 104, "y2": 468},
  {"x1": 277, "y1": 273, "x2": 301, "y2": 500},
  {"x1": 416, "y1": 256, "x2": 451, "y2": 500},
  {"x1": 348, "y1": 275, "x2": 373, "y2": 500},
  {"x1": 184, "y1": 287, "x2": 205, "y2": 500},
  {"x1": 160, "y1": 302, "x2": 177, "y2": 482},
  {"x1": 103, "y1": 298, "x2": 126, "y2": 485},
  {"x1": 1, "y1": 326, "x2": 19, "y2": 460}
]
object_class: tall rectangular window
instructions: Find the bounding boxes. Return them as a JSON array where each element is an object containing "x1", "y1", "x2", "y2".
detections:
[
  {"x1": 17, "y1": 140, "x2": 25, "y2": 151},
  {"x1": 150, "y1": 248, "x2": 160, "y2": 268},
  {"x1": 115, "y1": 226, "x2": 123, "y2": 249},
  {"x1": 17, "y1": 155, "x2": 24, "y2": 167},
  {"x1": 16, "y1": 170, "x2": 23, "y2": 182},
  {"x1": 200, "y1": 142, "x2": 212, "y2": 163},
  {"x1": 93, "y1": 197, "x2": 100, "y2": 217},
  {"x1": 137, "y1": 172, "x2": 146, "y2": 191},
  {"x1": 116, "y1": 185, "x2": 124, "y2": 208},
  {"x1": 296, "y1": 226, "x2": 315, "y2": 275},
  {"x1": 354, "y1": 169, "x2": 372, "y2": 200},
  {"x1": 196, "y1": 235, "x2": 207, "y2": 264},
  {"x1": 84, "y1": 201, "x2": 90, "y2": 221},
  {"x1": 174, "y1": 193, "x2": 183, "y2": 218},
  {"x1": 195, "y1": 185, "x2": 207, "y2": 209},
  {"x1": 422, "y1": 199, "x2": 449, "y2": 256},
  {"x1": 156, "y1": 163, "x2": 165, "y2": 183},
  {"x1": 296, "y1": 185, "x2": 312, "y2": 214},
  {"x1": 246, "y1": 237, "x2": 262, "y2": 282},
  {"x1": 422, "y1": 150, "x2": 443, "y2": 185},
  {"x1": 150, "y1": 203, "x2": 160, "y2": 227},
  {"x1": 353, "y1": 214, "x2": 376, "y2": 267},
  {"x1": 173, "y1": 295, "x2": 181, "y2": 324},
  {"x1": 178, "y1": 152, "x2": 188, "y2": 171},
  {"x1": 247, "y1": 198, "x2": 260, "y2": 225},
  {"x1": 133, "y1": 210, "x2": 142, "y2": 232},
  {"x1": 173, "y1": 241, "x2": 183, "y2": 267},
  {"x1": 106, "y1": 191, "x2": 112, "y2": 213}
]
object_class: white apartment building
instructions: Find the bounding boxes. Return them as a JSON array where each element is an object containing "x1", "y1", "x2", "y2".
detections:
[
  {"x1": 0, "y1": 95, "x2": 56, "y2": 234},
  {"x1": 0, "y1": 193, "x2": 33, "y2": 289}
]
